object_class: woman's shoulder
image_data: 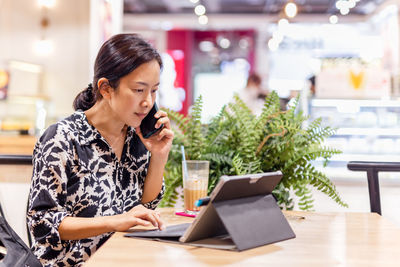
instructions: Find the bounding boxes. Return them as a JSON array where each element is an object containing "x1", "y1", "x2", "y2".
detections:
[{"x1": 37, "y1": 111, "x2": 83, "y2": 146}]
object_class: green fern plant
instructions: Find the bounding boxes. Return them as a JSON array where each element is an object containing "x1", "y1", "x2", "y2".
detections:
[{"x1": 160, "y1": 92, "x2": 348, "y2": 210}]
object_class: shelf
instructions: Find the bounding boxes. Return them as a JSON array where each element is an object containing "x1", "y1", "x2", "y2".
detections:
[
  {"x1": 335, "y1": 128, "x2": 400, "y2": 136},
  {"x1": 312, "y1": 98, "x2": 400, "y2": 107},
  {"x1": 327, "y1": 154, "x2": 400, "y2": 162},
  {"x1": 4, "y1": 95, "x2": 49, "y2": 104},
  {"x1": 0, "y1": 135, "x2": 36, "y2": 154},
  {"x1": 314, "y1": 166, "x2": 400, "y2": 182}
]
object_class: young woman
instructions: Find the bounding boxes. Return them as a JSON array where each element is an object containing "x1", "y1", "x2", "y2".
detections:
[{"x1": 27, "y1": 34, "x2": 173, "y2": 266}]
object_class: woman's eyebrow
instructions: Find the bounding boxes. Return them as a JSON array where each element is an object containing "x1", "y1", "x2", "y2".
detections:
[
  {"x1": 132, "y1": 81, "x2": 160, "y2": 87},
  {"x1": 134, "y1": 81, "x2": 149, "y2": 86}
]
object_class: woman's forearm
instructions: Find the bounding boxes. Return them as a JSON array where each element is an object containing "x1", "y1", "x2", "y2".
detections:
[
  {"x1": 141, "y1": 156, "x2": 165, "y2": 203},
  {"x1": 59, "y1": 216, "x2": 113, "y2": 240},
  {"x1": 59, "y1": 205, "x2": 164, "y2": 241}
]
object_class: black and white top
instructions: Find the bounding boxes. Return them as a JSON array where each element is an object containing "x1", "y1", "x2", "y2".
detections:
[{"x1": 27, "y1": 110, "x2": 164, "y2": 267}]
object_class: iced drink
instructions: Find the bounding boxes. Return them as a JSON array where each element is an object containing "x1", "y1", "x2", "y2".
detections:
[
  {"x1": 182, "y1": 160, "x2": 209, "y2": 214},
  {"x1": 184, "y1": 178, "x2": 208, "y2": 212}
]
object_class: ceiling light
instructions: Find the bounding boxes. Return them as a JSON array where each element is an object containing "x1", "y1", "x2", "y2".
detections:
[
  {"x1": 278, "y1": 18, "x2": 289, "y2": 28},
  {"x1": 335, "y1": 0, "x2": 345, "y2": 10},
  {"x1": 348, "y1": 0, "x2": 356, "y2": 8},
  {"x1": 340, "y1": 7, "x2": 350, "y2": 15},
  {"x1": 198, "y1": 15, "x2": 208, "y2": 25},
  {"x1": 284, "y1": 2, "x2": 298, "y2": 18},
  {"x1": 194, "y1": 4, "x2": 206, "y2": 16},
  {"x1": 278, "y1": 18, "x2": 290, "y2": 34},
  {"x1": 329, "y1": 15, "x2": 338, "y2": 24},
  {"x1": 219, "y1": 38, "x2": 231, "y2": 49},
  {"x1": 268, "y1": 38, "x2": 279, "y2": 51},
  {"x1": 190, "y1": 0, "x2": 199, "y2": 3},
  {"x1": 238, "y1": 38, "x2": 250, "y2": 49},
  {"x1": 38, "y1": 0, "x2": 56, "y2": 8}
]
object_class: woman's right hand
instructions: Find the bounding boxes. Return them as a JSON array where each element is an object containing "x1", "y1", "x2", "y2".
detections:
[{"x1": 108, "y1": 204, "x2": 165, "y2": 232}]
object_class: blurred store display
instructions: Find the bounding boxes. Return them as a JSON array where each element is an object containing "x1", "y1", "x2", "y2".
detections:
[
  {"x1": 7, "y1": 61, "x2": 43, "y2": 97},
  {"x1": 0, "y1": 61, "x2": 49, "y2": 136},
  {"x1": 310, "y1": 99, "x2": 400, "y2": 168},
  {"x1": 316, "y1": 58, "x2": 391, "y2": 99},
  {"x1": 0, "y1": 70, "x2": 9, "y2": 100}
]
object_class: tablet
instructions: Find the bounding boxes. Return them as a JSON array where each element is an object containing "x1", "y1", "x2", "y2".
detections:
[{"x1": 179, "y1": 171, "x2": 283, "y2": 243}]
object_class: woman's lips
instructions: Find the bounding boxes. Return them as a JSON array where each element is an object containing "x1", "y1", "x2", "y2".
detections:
[{"x1": 135, "y1": 113, "x2": 147, "y2": 119}]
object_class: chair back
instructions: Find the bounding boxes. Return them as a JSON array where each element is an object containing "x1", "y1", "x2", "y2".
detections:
[
  {"x1": 0, "y1": 155, "x2": 33, "y2": 247},
  {"x1": 347, "y1": 161, "x2": 400, "y2": 215},
  {"x1": 0, "y1": 215, "x2": 42, "y2": 267}
]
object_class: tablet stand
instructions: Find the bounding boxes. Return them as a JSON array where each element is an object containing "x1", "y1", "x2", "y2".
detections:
[{"x1": 212, "y1": 194, "x2": 296, "y2": 251}]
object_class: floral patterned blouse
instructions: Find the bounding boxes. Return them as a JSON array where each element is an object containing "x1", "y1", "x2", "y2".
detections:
[{"x1": 27, "y1": 110, "x2": 164, "y2": 266}]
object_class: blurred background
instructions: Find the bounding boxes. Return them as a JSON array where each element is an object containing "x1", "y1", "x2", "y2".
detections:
[
  {"x1": 2, "y1": 0, "x2": 400, "y2": 237},
  {"x1": 1, "y1": 0, "x2": 399, "y2": 175}
]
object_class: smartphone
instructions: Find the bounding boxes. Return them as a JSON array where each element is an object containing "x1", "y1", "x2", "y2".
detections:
[{"x1": 140, "y1": 103, "x2": 164, "y2": 138}]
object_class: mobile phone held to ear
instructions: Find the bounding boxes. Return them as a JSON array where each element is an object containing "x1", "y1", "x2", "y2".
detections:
[{"x1": 140, "y1": 103, "x2": 164, "y2": 138}]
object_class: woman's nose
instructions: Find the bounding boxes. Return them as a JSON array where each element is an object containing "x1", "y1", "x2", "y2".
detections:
[{"x1": 142, "y1": 93, "x2": 153, "y2": 108}]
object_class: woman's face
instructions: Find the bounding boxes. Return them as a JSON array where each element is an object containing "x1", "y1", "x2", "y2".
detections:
[{"x1": 109, "y1": 59, "x2": 161, "y2": 128}]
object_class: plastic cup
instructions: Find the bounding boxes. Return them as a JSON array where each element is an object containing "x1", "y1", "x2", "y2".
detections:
[{"x1": 182, "y1": 160, "x2": 209, "y2": 214}]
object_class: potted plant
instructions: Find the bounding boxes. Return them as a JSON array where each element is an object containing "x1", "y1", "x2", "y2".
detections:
[{"x1": 160, "y1": 92, "x2": 348, "y2": 210}]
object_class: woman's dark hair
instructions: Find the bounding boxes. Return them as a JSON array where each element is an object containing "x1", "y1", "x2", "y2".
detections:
[{"x1": 73, "y1": 33, "x2": 163, "y2": 111}]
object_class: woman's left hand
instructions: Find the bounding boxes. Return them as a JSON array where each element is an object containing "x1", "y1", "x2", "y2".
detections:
[{"x1": 135, "y1": 110, "x2": 174, "y2": 162}]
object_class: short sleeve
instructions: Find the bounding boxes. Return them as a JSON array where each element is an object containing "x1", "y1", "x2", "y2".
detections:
[{"x1": 27, "y1": 127, "x2": 71, "y2": 263}]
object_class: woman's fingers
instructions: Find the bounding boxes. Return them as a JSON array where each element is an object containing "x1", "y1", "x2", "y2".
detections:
[
  {"x1": 155, "y1": 111, "x2": 171, "y2": 129},
  {"x1": 153, "y1": 212, "x2": 165, "y2": 230},
  {"x1": 155, "y1": 117, "x2": 167, "y2": 129},
  {"x1": 143, "y1": 211, "x2": 165, "y2": 230},
  {"x1": 133, "y1": 217, "x2": 152, "y2": 227},
  {"x1": 143, "y1": 212, "x2": 159, "y2": 228},
  {"x1": 155, "y1": 110, "x2": 168, "y2": 118},
  {"x1": 157, "y1": 128, "x2": 174, "y2": 141},
  {"x1": 131, "y1": 207, "x2": 165, "y2": 230}
]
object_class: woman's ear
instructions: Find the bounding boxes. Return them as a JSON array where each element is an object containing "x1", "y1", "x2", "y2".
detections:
[{"x1": 98, "y1": 78, "x2": 112, "y2": 99}]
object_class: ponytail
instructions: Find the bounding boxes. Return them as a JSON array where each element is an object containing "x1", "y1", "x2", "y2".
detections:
[{"x1": 73, "y1": 83, "x2": 96, "y2": 111}]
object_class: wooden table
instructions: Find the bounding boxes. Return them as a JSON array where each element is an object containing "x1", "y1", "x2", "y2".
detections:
[{"x1": 84, "y1": 208, "x2": 400, "y2": 267}]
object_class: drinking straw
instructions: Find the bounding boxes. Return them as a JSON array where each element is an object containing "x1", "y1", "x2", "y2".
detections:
[{"x1": 181, "y1": 145, "x2": 188, "y2": 180}]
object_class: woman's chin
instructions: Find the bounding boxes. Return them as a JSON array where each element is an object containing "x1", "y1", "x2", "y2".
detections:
[{"x1": 127, "y1": 120, "x2": 141, "y2": 129}]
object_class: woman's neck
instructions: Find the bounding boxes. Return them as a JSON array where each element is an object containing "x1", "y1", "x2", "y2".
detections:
[{"x1": 84, "y1": 101, "x2": 126, "y2": 138}]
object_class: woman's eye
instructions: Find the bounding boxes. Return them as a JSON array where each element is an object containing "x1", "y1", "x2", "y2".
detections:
[
  {"x1": 151, "y1": 88, "x2": 159, "y2": 93},
  {"x1": 134, "y1": 89, "x2": 144, "y2": 93}
]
